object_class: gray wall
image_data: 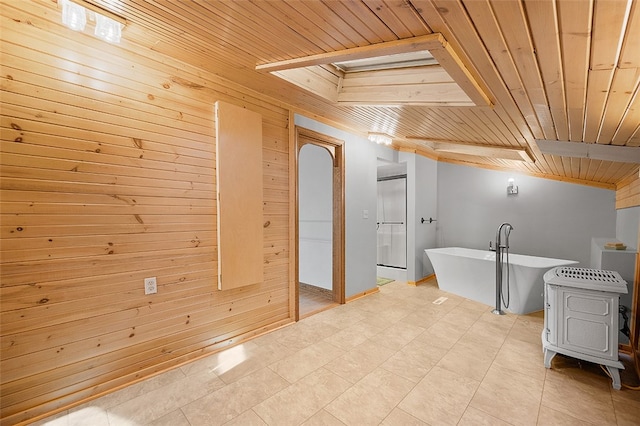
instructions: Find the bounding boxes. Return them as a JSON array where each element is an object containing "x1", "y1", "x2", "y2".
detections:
[
  {"x1": 413, "y1": 154, "x2": 438, "y2": 279},
  {"x1": 436, "y1": 162, "x2": 617, "y2": 266},
  {"x1": 295, "y1": 115, "x2": 377, "y2": 298},
  {"x1": 298, "y1": 144, "x2": 333, "y2": 289}
]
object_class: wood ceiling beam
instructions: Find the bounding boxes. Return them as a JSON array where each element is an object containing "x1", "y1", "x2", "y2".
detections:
[
  {"x1": 406, "y1": 137, "x2": 533, "y2": 162},
  {"x1": 537, "y1": 139, "x2": 640, "y2": 163}
]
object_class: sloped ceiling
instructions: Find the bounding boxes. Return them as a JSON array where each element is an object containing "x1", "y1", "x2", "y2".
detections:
[{"x1": 90, "y1": 0, "x2": 639, "y2": 188}]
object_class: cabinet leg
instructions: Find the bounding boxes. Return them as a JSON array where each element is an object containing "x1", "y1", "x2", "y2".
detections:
[
  {"x1": 605, "y1": 366, "x2": 621, "y2": 390},
  {"x1": 544, "y1": 348, "x2": 556, "y2": 368}
]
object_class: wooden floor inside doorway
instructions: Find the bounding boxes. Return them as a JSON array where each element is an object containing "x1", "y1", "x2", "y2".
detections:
[{"x1": 299, "y1": 282, "x2": 337, "y2": 319}]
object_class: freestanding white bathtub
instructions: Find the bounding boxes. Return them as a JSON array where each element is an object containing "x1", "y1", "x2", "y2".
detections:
[{"x1": 425, "y1": 247, "x2": 578, "y2": 314}]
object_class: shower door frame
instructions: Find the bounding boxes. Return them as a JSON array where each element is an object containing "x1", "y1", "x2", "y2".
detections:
[{"x1": 376, "y1": 174, "x2": 408, "y2": 270}]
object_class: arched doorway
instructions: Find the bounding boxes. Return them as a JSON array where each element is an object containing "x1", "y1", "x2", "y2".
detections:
[{"x1": 295, "y1": 127, "x2": 345, "y2": 319}]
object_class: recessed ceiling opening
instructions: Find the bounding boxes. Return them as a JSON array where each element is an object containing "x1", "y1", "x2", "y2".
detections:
[{"x1": 256, "y1": 34, "x2": 491, "y2": 107}]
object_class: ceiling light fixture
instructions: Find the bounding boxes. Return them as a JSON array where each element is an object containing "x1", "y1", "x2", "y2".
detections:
[
  {"x1": 60, "y1": 0, "x2": 86, "y2": 31},
  {"x1": 94, "y1": 13, "x2": 122, "y2": 43},
  {"x1": 58, "y1": 0, "x2": 126, "y2": 43},
  {"x1": 368, "y1": 132, "x2": 393, "y2": 146}
]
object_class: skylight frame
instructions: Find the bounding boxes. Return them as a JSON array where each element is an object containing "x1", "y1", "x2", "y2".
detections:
[{"x1": 256, "y1": 34, "x2": 492, "y2": 108}]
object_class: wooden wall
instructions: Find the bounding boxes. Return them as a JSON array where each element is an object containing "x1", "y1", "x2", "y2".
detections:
[
  {"x1": 616, "y1": 169, "x2": 640, "y2": 209},
  {"x1": 0, "y1": 1, "x2": 292, "y2": 424}
]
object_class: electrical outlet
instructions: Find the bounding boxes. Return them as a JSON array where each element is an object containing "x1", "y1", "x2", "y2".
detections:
[{"x1": 144, "y1": 277, "x2": 157, "y2": 295}]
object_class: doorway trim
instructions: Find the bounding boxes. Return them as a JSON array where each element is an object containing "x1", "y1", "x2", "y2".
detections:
[{"x1": 293, "y1": 126, "x2": 345, "y2": 321}]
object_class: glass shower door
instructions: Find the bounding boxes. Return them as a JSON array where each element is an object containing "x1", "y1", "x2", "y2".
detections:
[{"x1": 376, "y1": 176, "x2": 407, "y2": 269}]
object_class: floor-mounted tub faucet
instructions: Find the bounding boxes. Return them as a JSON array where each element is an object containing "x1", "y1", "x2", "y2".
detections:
[{"x1": 492, "y1": 222, "x2": 514, "y2": 315}]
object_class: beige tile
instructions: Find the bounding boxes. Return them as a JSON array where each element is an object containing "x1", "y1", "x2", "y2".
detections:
[
  {"x1": 362, "y1": 303, "x2": 415, "y2": 326},
  {"x1": 32, "y1": 406, "x2": 110, "y2": 426},
  {"x1": 463, "y1": 313, "x2": 514, "y2": 348},
  {"x1": 493, "y1": 337, "x2": 547, "y2": 381},
  {"x1": 252, "y1": 368, "x2": 351, "y2": 425},
  {"x1": 469, "y1": 364, "x2": 543, "y2": 426},
  {"x1": 612, "y1": 391, "x2": 640, "y2": 426},
  {"x1": 366, "y1": 322, "x2": 426, "y2": 351},
  {"x1": 225, "y1": 410, "x2": 268, "y2": 425},
  {"x1": 181, "y1": 368, "x2": 289, "y2": 426},
  {"x1": 380, "y1": 408, "x2": 428, "y2": 425},
  {"x1": 325, "y1": 339, "x2": 396, "y2": 383},
  {"x1": 107, "y1": 367, "x2": 225, "y2": 425},
  {"x1": 401, "y1": 307, "x2": 446, "y2": 329},
  {"x1": 326, "y1": 368, "x2": 415, "y2": 425},
  {"x1": 537, "y1": 405, "x2": 600, "y2": 425},
  {"x1": 455, "y1": 333, "x2": 503, "y2": 359},
  {"x1": 459, "y1": 298, "x2": 494, "y2": 312},
  {"x1": 322, "y1": 320, "x2": 380, "y2": 351},
  {"x1": 357, "y1": 310, "x2": 400, "y2": 330},
  {"x1": 458, "y1": 406, "x2": 513, "y2": 426},
  {"x1": 508, "y1": 315, "x2": 545, "y2": 345},
  {"x1": 180, "y1": 342, "x2": 259, "y2": 377},
  {"x1": 417, "y1": 318, "x2": 467, "y2": 350},
  {"x1": 275, "y1": 320, "x2": 341, "y2": 351},
  {"x1": 398, "y1": 365, "x2": 480, "y2": 426},
  {"x1": 179, "y1": 340, "x2": 294, "y2": 385},
  {"x1": 66, "y1": 406, "x2": 110, "y2": 426},
  {"x1": 436, "y1": 341, "x2": 496, "y2": 382},
  {"x1": 440, "y1": 305, "x2": 485, "y2": 329},
  {"x1": 542, "y1": 362, "x2": 617, "y2": 426},
  {"x1": 380, "y1": 338, "x2": 447, "y2": 383},
  {"x1": 214, "y1": 341, "x2": 294, "y2": 384},
  {"x1": 301, "y1": 409, "x2": 345, "y2": 425},
  {"x1": 314, "y1": 305, "x2": 367, "y2": 329},
  {"x1": 146, "y1": 409, "x2": 191, "y2": 426},
  {"x1": 106, "y1": 413, "x2": 137, "y2": 426},
  {"x1": 71, "y1": 368, "x2": 186, "y2": 412},
  {"x1": 268, "y1": 340, "x2": 345, "y2": 383},
  {"x1": 347, "y1": 293, "x2": 393, "y2": 313},
  {"x1": 476, "y1": 309, "x2": 518, "y2": 330}
]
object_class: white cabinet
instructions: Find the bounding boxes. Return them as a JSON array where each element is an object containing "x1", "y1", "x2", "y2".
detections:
[{"x1": 543, "y1": 267, "x2": 628, "y2": 390}]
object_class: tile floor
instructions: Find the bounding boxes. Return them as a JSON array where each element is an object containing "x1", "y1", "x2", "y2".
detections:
[
  {"x1": 299, "y1": 283, "x2": 336, "y2": 319},
  {"x1": 33, "y1": 280, "x2": 640, "y2": 426}
]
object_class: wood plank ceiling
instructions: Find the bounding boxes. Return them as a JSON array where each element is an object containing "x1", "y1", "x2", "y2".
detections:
[{"x1": 92, "y1": 0, "x2": 640, "y2": 188}]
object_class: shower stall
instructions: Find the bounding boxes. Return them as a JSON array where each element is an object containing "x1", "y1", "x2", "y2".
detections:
[{"x1": 376, "y1": 175, "x2": 407, "y2": 270}]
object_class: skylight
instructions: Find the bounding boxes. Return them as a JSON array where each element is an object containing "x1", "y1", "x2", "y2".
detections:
[{"x1": 333, "y1": 51, "x2": 438, "y2": 73}]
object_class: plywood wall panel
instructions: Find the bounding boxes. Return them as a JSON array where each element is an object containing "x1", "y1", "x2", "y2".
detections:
[
  {"x1": 616, "y1": 170, "x2": 640, "y2": 209},
  {"x1": 0, "y1": 2, "x2": 291, "y2": 424}
]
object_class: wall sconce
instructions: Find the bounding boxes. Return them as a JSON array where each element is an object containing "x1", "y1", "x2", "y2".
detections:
[
  {"x1": 368, "y1": 132, "x2": 393, "y2": 146},
  {"x1": 59, "y1": 0, "x2": 125, "y2": 43},
  {"x1": 507, "y1": 177, "x2": 518, "y2": 195}
]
